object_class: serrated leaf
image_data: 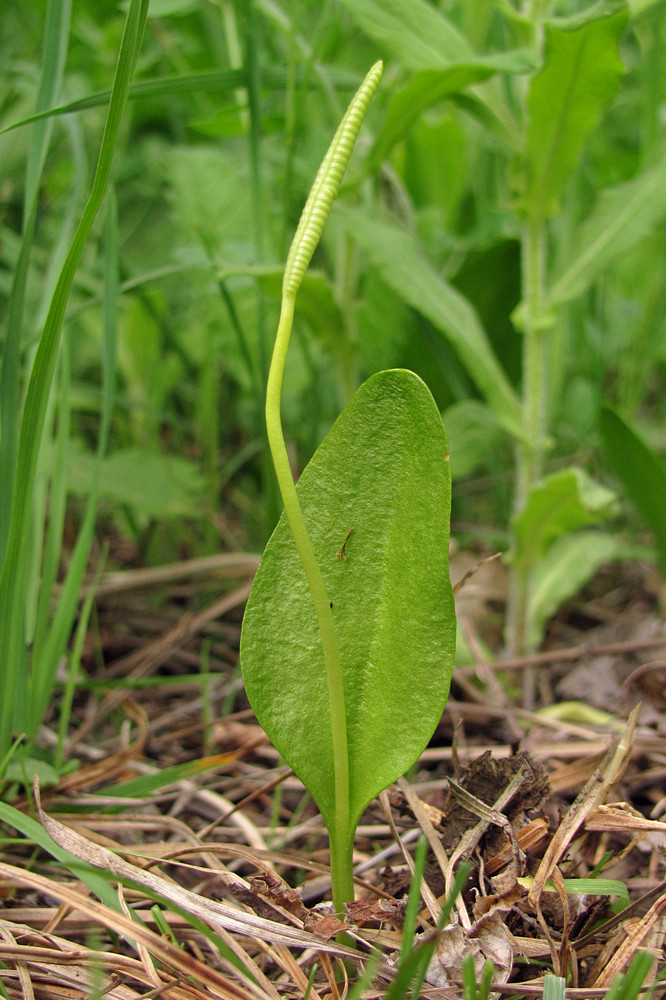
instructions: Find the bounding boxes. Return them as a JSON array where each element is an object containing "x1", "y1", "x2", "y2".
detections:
[
  {"x1": 512, "y1": 467, "x2": 616, "y2": 569},
  {"x1": 335, "y1": 207, "x2": 523, "y2": 441},
  {"x1": 241, "y1": 369, "x2": 455, "y2": 836},
  {"x1": 549, "y1": 155, "x2": 666, "y2": 307},
  {"x1": 523, "y1": 9, "x2": 627, "y2": 217},
  {"x1": 528, "y1": 530, "x2": 620, "y2": 647},
  {"x1": 600, "y1": 407, "x2": 666, "y2": 576}
]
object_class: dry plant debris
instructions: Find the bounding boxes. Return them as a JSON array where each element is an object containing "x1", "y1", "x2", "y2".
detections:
[{"x1": 1, "y1": 559, "x2": 665, "y2": 997}]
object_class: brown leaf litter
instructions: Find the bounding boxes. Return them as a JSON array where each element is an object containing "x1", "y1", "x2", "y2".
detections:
[{"x1": 0, "y1": 556, "x2": 665, "y2": 997}]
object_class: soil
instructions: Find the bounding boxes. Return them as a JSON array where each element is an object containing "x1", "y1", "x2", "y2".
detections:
[{"x1": 1, "y1": 553, "x2": 665, "y2": 998}]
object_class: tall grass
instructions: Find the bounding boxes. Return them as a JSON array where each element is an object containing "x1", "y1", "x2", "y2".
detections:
[
  {"x1": 0, "y1": 0, "x2": 148, "y2": 773},
  {"x1": 2, "y1": 0, "x2": 665, "y2": 774}
]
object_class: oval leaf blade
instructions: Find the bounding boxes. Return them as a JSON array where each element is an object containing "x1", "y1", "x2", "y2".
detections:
[{"x1": 241, "y1": 369, "x2": 455, "y2": 832}]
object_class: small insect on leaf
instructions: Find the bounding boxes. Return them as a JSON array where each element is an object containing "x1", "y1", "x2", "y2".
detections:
[{"x1": 336, "y1": 527, "x2": 354, "y2": 561}]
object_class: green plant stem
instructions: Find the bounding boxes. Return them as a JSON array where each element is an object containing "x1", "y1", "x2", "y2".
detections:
[
  {"x1": 507, "y1": 214, "x2": 548, "y2": 692},
  {"x1": 262, "y1": 61, "x2": 381, "y2": 911},
  {"x1": 265, "y1": 293, "x2": 353, "y2": 912}
]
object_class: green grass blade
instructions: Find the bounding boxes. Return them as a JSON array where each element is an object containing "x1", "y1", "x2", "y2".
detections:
[
  {"x1": 543, "y1": 973, "x2": 566, "y2": 1000},
  {"x1": 600, "y1": 407, "x2": 666, "y2": 577},
  {"x1": 385, "y1": 862, "x2": 471, "y2": 1000},
  {"x1": 96, "y1": 756, "x2": 237, "y2": 800},
  {"x1": 56, "y1": 552, "x2": 107, "y2": 771},
  {"x1": 477, "y1": 958, "x2": 494, "y2": 1000},
  {"x1": 398, "y1": 835, "x2": 428, "y2": 966},
  {"x1": 29, "y1": 192, "x2": 120, "y2": 749},
  {"x1": 462, "y1": 952, "x2": 479, "y2": 1000},
  {"x1": 603, "y1": 952, "x2": 654, "y2": 1000},
  {"x1": 335, "y1": 207, "x2": 523, "y2": 440},
  {"x1": 0, "y1": 0, "x2": 72, "y2": 562},
  {"x1": 548, "y1": 157, "x2": 666, "y2": 308},
  {"x1": 0, "y1": 69, "x2": 250, "y2": 135},
  {"x1": 0, "y1": 802, "x2": 120, "y2": 910},
  {"x1": 615, "y1": 951, "x2": 654, "y2": 1000},
  {"x1": 0, "y1": 0, "x2": 149, "y2": 765},
  {"x1": 24, "y1": 0, "x2": 72, "y2": 215}
]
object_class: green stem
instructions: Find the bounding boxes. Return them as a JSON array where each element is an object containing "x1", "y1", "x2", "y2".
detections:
[
  {"x1": 507, "y1": 214, "x2": 548, "y2": 699},
  {"x1": 263, "y1": 62, "x2": 382, "y2": 912},
  {"x1": 518, "y1": 214, "x2": 548, "y2": 507},
  {"x1": 265, "y1": 295, "x2": 352, "y2": 912}
]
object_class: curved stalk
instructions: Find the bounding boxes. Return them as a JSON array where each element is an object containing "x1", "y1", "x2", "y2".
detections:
[{"x1": 264, "y1": 61, "x2": 382, "y2": 913}]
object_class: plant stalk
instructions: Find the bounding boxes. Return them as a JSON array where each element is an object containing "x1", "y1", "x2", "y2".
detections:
[
  {"x1": 265, "y1": 294, "x2": 353, "y2": 913},
  {"x1": 507, "y1": 213, "x2": 548, "y2": 701},
  {"x1": 263, "y1": 61, "x2": 382, "y2": 912}
]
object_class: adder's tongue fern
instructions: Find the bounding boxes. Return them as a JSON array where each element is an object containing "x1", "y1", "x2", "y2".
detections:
[
  {"x1": 242, "y1": 59, "x2": 455, "y2": 920},
  {"x1": 282, "y1": 61, "x2": 384, "y2": 299},
  {"x1": 264, "y1": 62, "x2": 383, "y2": 912}
]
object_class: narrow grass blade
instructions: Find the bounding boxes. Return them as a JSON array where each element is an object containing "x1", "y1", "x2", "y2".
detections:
[
  {"x1": 461, "y1": 952, "x2": 479, "y2": 1000},
  {"x1": 477, "y1": 958, "x2": 494, "y2": 1000},
  {"x1": 606, "y1": 951, "x2": 654, "y2": 1000},
  {"x1": 549, "y1": 156, "x2": 666, "y2": 308},
  {"x1": 398, "y1": 835, "x2": 428, "y2": 966},
  {"x1": 0, "y1": 0, "x2": 149, "y2": 764},
  {"x1": 0, "y1": 0, "x2": 71, "y2": 561},
  {"x1": 543, "y1": 973, "x2": 566, "y2": 1000},
  {"x1": 29, "y1": 193, "x2": 120, "y2": 750},
  {"x1": 385, "y1": 862, "x2": 471, "y2": 1000},
  {"x1": 56, "y1": 551, "x2": 107, "y2": 771},
  {"x1": 600, "y1": 407, "x2": 666, "y2": 577},
  {"x1": 0, "y1": 70, "x2": 250, "y2": 135},
  {"x1": 335, "y1": 208, "x2": 523, "y2": 440},
  {"x1": 0, "y1": 802, "x2": 120, "y2": 910}
]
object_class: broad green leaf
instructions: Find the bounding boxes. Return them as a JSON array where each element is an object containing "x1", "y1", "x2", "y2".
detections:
[
  {"x1": 528, "y1": 530, "x2": 620, "y2": 647},
  {"x1": 67, "y1": 445, "x2": 205, "y2": 519},
  {"x1": 335, "y1": 207, "x2": 523, "y2": 440},
  {"x1": 512, "y1": 467, "x2": 616, "y2": 569},
  {"x1": 241, "y1": 369, "x2": 455, "y2": 835},
  {"x1": 337, "y1": 0, "x2": 472, "y2": 68},
  {"x1": 522, "y1": 8, "x2": 627, "y2": 218},
  {"x1": 546, "y1": 0, "x2": 627, "y2": 30},
  {"x1": 4, "y1": 756, "x2": 61, "y2": 788},
  {"x1": 628, "y1": 0, "x2": 666, "y2": 14},
  {"x1": 549, "y1": 156, "x2": 666, "y2": 307},
  {"x1": 600, "y1": 407, "x2": 666, "y2": 576},
  {"x1": 373, "y1": 55, "x2": 536, "y2": 165}
]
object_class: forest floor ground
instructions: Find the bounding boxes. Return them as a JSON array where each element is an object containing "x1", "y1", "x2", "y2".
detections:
[{"x1": 2, "y1": 550, "x2": 665, "y2": 999}]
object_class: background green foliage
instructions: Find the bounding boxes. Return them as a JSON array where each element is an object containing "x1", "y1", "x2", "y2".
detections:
[{"x1": 1, "y1": 0, "x2": 666, "y2": 764}]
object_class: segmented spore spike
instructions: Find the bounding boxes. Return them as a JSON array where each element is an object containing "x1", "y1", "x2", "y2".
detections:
[{"x1": 283, "y1": 60, "x2": 383, "y2": 298}]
